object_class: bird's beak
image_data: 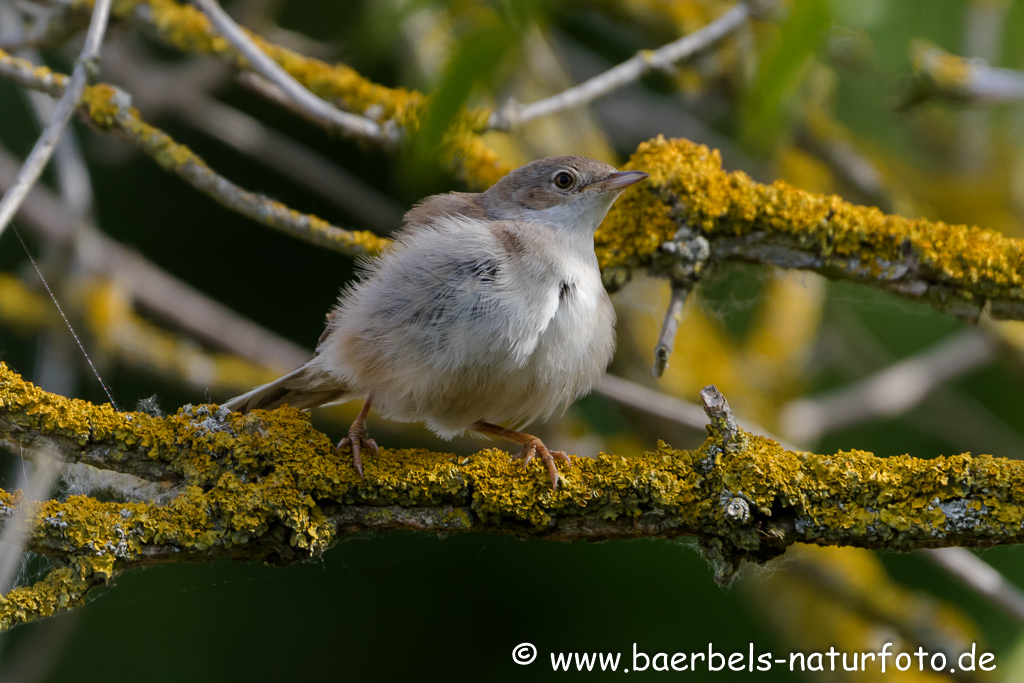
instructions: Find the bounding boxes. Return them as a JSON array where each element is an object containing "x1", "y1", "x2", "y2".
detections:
[{"x1": 587, "y1": 170, "x2": 650, "y2": 192}]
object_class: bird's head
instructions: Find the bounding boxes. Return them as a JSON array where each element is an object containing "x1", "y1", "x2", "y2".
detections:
[{"x1": 480, "y1": 156, "x2": 648, "y2": 233}]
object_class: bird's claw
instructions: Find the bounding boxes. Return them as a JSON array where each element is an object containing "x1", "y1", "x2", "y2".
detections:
[
  {"x1": 513, "y1": 437, "x2": 570, "y2": 489},
  {"x1": 338, "y1": 423, "x2": 379, "y2": 479}
]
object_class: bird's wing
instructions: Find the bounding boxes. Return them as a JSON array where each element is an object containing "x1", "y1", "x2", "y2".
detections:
[
  {"x1": 339, "y1": 217, "x2": 561, "y2": 373},
  {"x1": 401, "y1": 191, "x2": 488, "y2": 226}
]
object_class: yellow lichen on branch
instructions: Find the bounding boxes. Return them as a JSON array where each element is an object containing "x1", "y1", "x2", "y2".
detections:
[
  {"x1": 4, "y1": 362, "x2": 1024, "y2": 630},
  {"x1": 602, "y1": 136, "x2": 1024, "y2": 320},
  {"x1": 9, "y1": 14, "x2": 1023, "y2": 324},
  {"x1": 0, "y1": 46, "x2": 389, "y2": 256},
  {"x1": 74, "y1": 0, "x2": 510, "y2": 188}
]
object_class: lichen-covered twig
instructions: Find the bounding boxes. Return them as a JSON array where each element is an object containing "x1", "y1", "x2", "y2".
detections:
[
  {"x1": 0, "y1": 146, "x2": 309, "y2": 370},
  {"x1": 602, "y1": 136, "x2": 1024, "y2": 322},
  {"x1": 0, "y1": 0, "x2": 112, "y2": 241},
  {"x1": 191, "y1": 0, "x2": 392, "y2": 144},
  {"x1": 105, "y1": 0, "x2": 509, "y2": 188},
  {"x1": 0, "y1": 49, "x2": 389, "y2": 257},
  {"x1": 5, "y1": 362, "x2": 1024, "y2": 629},
  {"x1": 904, "y1": 41, "x2": 1024, "y2": 107},
  {"x1": 488, "y1": 3, "x2": 751, "y2": 130}
]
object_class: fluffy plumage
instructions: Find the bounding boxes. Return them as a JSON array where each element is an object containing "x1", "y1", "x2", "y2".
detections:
[{"x1": 222, "y1": 156, "x2": 647, "y2": 486}]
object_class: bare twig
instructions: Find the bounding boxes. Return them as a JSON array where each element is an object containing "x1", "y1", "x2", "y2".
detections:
[
  {"x1": 651, "y1": 281, "x2": 691, "y2": 378},
  {"x1": 0, "y1": 146, "x2": 308, "y2": 370},
  {"x1": 596, "y1": 373, "x2": 709, "y2": 431},
  {"x1": 649, "y1": 226, "x2": 710, "y2": 376},
  {"x1": 99, "y1": 39, "x2": 404, "y2": 230},
  {"x1": 0, "y1": 1, "x2": 93, "y2": 399},
  {"x1": 595, "y1": 373, "x2": 796, "y2": 449},
  {"x1": 0, "y1": 0, "x2": 112, "y2": 241},
  {"x1": 182, "y1": 97, "x2": 405, "y2": 230},
  {"x1": 488, "y1": 3, "x2": 751, "y2": 130},
  {"x1": 922, "y1": 548, "x2": 1024, "y2": 625},
  {"x1": 780, "y1": 329, "x2": 993, "y2": 444},
  {"x1": 0, "y1": 52, "x2": 390, "y2": 257},
  {"x1": 0, "y1": 449, "x2": 60, "y2": 594},
  {"x1": 191, "y1": 0, "x2": 392, "y2": 144}
]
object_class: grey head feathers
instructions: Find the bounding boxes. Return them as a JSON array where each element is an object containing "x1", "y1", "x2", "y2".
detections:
[{"x1": 401, "y1": 156, "x2": 646, "y2": 234}]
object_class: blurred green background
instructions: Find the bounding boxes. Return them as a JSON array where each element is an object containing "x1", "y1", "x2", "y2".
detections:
[{"x1": 3, "y1": 0, "x2": 1024, "y2": 680}]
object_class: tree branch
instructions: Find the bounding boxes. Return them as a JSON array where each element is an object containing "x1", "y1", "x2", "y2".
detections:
[
  {"x1": 103, "y1": 0, "x2": 509, "y2": 188},
  {"x1": 190, "y1": 0, "x2": 393, "y2": 144},
  {"x1": 0, "y1": 0, "x2": 112, "y2": 241},
  {"x1": 0, "y1": 48, "x2": 389, "y2": 257},
  {"x1": 0, "y1": 145, "x2": 309, "y2": 371},
  {"x1": 4, "y1": 362, "x2": 1024, "y2": 629},
  {"x1": 904, "y1": 40, "x2": 1024, "y2": 108},
  {"x1": 487, "y1": 3, "x2": 752, "y2": 131},
  {"x1": 603, "y1": 136, "x2": 1024, "y2": 322},
  {"x1": 780, "y1": 329, "x2": 994, "y2": 444}
]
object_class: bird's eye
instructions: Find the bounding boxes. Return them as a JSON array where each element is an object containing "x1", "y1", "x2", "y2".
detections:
[{"x1": 552, "y1": 171, "x2": 575, "y2": 190}]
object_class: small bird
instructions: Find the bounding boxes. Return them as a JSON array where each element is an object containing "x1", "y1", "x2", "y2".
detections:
[{"x1": 223, "y1": 156, "x2": 648, "y2": 488}]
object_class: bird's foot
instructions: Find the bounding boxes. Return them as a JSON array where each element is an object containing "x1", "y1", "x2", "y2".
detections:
[
  {"x1": 337, "y1": 422, "x2": 379, "y2": 479},
  {"x1": 512, "y1": 437, "x2": 570, "y2": 489}
]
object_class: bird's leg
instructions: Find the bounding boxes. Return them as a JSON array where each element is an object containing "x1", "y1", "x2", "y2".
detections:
[
  {"x1": 472, "y1": 422, "x2": 570, "y2": 489},
  {"x1": 338, "y1": 396, "x2": 379, "y2": 479}
]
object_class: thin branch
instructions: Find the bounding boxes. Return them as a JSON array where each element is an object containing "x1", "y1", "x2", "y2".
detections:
[
  {"x1": 923, "y1": 548, "x2": 1024, "y2": 625},
  {"x1": 595, "y1": 373, "x2": 798, "y2": 450},
  {"x1": 602, "y1": 136, "x2": 1024, "y2": 322},
  {"x1": 595, "y1": 374, "x2": 709, "y2": 431},
  {"x1": 0, "y1": 145, "x2": 309, "y2": 370},
  {"x1": 101, "y1": 40, "x2": 404, "y2": 229},
  {"x1": 190, "y1": 0, "x2": 393, "y2": 144},
  {"x1": 0, "y1": 449, "x2": 59, "y2": 594},
  {"x1": 0, "y1": 1, "x2": 94, "y2": 402},
  {"x1": 488, "y1": 3, "x2": 751, "y2": 130},
  {"x1": 182, "y1": 96, "x2": 405, "y2": 231},
  {"x1": 0, "y1": 0, "x2": 112, "y2": 241},
  {"x1": 651, "y1": 281, "x2": 691, "y2": 378},
  {"x1": 902, "y1": 41, "x2": 1024, "y2": 108},
  {"x1": 648, "y1": 226, "x2": 710, "y2": 376},
  {"x1": 0, "y1": 50, "x2": 391, "y2": 257},
  {"x1": 780, "y1": 329, "x2": 993, "y2": 444}
]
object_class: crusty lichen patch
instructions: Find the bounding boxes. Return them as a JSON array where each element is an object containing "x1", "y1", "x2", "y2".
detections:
[
  {"x1": 598, "y1": 136, "x2": 1024, "y2": 318},
  {"x1": 3, "y1": 362, "x2": 1024, "y2": 630}
]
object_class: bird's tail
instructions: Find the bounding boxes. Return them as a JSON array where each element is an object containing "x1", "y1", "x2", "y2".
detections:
[{"x1": 221, "y1": 361, "x2": 354, "y2": 414}]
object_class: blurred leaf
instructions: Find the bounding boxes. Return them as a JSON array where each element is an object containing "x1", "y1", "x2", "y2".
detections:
[
  {"x1": 741, "y1": 0, "x2": 831, "y2": 155},
  {"x1": 403, "y1": 0, "x2": 546, "y2": 189}
]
